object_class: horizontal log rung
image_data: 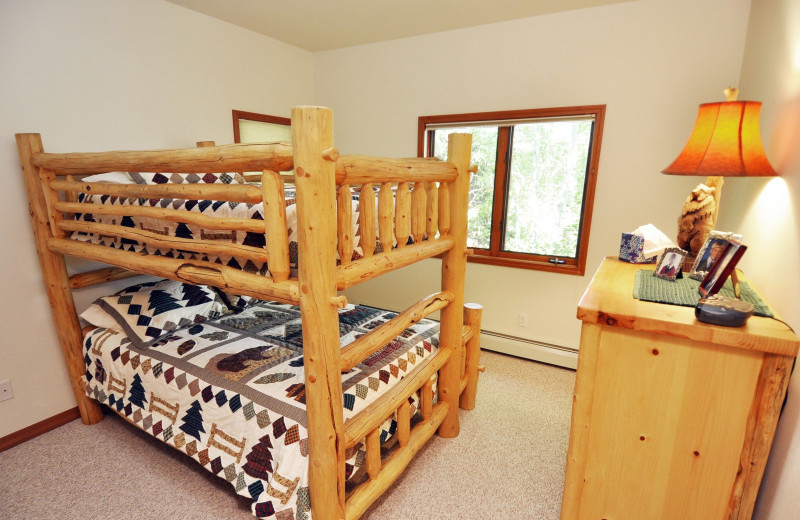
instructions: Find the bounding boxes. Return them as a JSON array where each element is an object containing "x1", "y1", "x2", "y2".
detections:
[
  {"x1": 50, "y1": 179, "x2": 263, "y2": 204},
  {"x1": 344, "y1": 348, "x2": 451, "y2": 448},
  {"x1": 340, "y1": 291, "x2": 454, "y2": 372},
  {"x1": 32, "y1": 142, "x2": 294, "y2": 175},
  {"x1": 55, "y1": 201, "x2": 266, "y2": 234},
  {"x1": 48, "y1": 238, "x2": 300, "y2": 303},
  {"x1": 59, "y1": 220, "x2": 269, "y2": 265},
  {"x1": 69, "y1": 266, "x2": 143, "y2": 289},
  {"x1": 345, "y1": 402, "x2": 449, "y2": 520},
  {"x1": 336, "y1": 155, "x2": 458, "y2": 185},
  {"x1": 337, "y1": 238, "x2": 455, "y2": 290}
]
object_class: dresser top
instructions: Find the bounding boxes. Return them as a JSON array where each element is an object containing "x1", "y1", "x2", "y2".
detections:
[{"x1": 577, "y1": 257, "x2": 799, "y2": 357}]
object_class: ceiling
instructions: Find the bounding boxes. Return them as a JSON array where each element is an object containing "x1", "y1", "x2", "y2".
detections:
[{"x1": 165, "y1": 0, "x2": 638, "y2": 52}]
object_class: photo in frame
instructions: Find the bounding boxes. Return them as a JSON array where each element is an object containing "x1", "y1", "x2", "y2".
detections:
[
  {"x1": 653, "y1": 247, "x2": 687, "y2": 281},
  {"x1": 698, "y1": 239, "x2": 747, "y2": 297},
  {"x1": 689, "y1": 231, "x2": 744, "y2": 281}
]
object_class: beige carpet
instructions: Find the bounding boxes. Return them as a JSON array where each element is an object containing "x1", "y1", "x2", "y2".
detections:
[{"x1": 0, "y1": 350, "x2": 575, "y2": 519}]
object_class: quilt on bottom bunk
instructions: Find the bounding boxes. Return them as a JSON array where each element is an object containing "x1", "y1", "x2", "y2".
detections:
[{"x1": 81, "y1": 300, "x2": 440, "y2": 519}]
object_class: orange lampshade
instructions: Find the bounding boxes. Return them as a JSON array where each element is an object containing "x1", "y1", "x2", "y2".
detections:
[{"x1": 662, "y1": 101, "x2": 777, "y2": 177}]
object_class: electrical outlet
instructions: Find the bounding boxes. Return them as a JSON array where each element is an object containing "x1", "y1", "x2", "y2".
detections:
[
  {"x1": 0, "y1": 380, "x2": 13, "y2": 402},
  {"x1": 518, "y1": 313, "x2": 528, "y2": 327}
]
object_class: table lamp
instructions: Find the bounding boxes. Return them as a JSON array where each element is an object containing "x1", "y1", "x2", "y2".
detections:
[{"x1": 661, "y1": 87, "x2": 778, "y2": 269}]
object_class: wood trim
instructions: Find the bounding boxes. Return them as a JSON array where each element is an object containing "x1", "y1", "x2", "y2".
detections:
[
  {"x1": 574, "y1": 105, "x2": 605, "y2": 278},
  {"x1": 418, "y1": 105, "x2": 608, "y2": 128},
  {"x1": 0, "y1": 407, "x2": 82, "y2": 453},
  {"x1": 232, "y1": 110, "x2": 291, "y2": 143},
  {"x1": 489, "y1": 127, "x2": 510, "y2": 255},
  {"x1": 466, "y1": 251, "x2": 584, "y2": 276}
]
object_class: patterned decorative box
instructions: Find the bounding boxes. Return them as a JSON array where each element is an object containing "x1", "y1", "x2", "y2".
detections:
[{"x1": 619, "y1": 233, "x2": 657, "y2": 264}]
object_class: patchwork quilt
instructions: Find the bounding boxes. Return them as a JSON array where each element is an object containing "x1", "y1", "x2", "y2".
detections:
[
  {"x1": 82, "y1": 300, "x2": 439, "y2": 519},
  {"x1": 70, "y1": 186, "x2": 397, "y2": 277}
]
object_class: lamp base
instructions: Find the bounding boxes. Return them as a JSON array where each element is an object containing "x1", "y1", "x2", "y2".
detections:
[{"x1": 676, "y1": 177, "x2": 724, "y2": 269}]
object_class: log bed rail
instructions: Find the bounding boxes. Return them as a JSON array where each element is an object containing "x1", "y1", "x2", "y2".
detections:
[{"x1": 16, "y1": 106, "x2": 481, "y2": 520}]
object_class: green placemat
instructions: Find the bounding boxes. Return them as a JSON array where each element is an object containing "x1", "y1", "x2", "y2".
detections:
[{"x1": 634, "y1": 270, "x2": 773, "y2": 317}]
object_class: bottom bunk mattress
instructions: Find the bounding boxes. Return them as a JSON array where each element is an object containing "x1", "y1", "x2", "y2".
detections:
[{"x1": 81, "y1": 297, "x2": 440, "y2": 519}]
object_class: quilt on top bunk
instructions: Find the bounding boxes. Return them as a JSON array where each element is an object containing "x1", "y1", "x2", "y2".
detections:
[
  {"x1": 70, "y1": 179, "x2": 403, "y2": 277},
  {"x1": 81, "y1": 296, "x2": 439, "y2": 519}
]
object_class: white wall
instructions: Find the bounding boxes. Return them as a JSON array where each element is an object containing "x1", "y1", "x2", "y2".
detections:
[
  {"x1": 314, "y1": 0, "x2": 752, "y2": 352},
  {"x1": 730, "y1": 0, "x2": 800, "y2": 518},
  {"x1": 0, "y1": 0, "x2": 314, "y2": 437}
]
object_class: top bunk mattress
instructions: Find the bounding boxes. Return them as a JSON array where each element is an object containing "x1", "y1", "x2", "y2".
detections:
[
  {"x1": 71, "y1": 184, "x2": 368, "y2": 277},
  {"x1": 82, "y1": 292, "x2": 439, "y2": 519}
]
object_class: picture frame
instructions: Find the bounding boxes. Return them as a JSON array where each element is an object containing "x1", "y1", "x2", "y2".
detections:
[
  {"x1": 653, "y1": 247, "x2": 687, "y2": 281},
  {"x1": 689, "y1": 231, "x2": 743, "y2": 281},
  {"x1": 698, "y1": 239, "x2": 747, "y2": 297}
]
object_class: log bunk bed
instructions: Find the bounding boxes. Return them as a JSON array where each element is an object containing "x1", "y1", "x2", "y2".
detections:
[{"x1": 16, "y1": 106, "x2": 483, "y2": 520}]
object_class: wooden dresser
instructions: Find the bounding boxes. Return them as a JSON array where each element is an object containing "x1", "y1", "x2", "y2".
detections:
[{"x1": 561, "y1": 257, "x2": 799, "y2": 520}]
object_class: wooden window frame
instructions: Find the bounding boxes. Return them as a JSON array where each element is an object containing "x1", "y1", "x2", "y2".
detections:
[
  {"x1": 232, "y1": 110, "x2": 291, "y2": 143},
  {"x1": 418, "y1": 105, "x2": 605, "y2": 276}
]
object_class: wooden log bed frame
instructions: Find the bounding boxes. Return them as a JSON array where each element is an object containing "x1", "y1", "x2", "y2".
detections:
[{"x1": 16, "y1": 106, "x2": 483, "y2": 520}]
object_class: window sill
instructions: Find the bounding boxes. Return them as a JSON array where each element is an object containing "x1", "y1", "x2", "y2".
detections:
[{"x1": 466, "y1": 253, "x2": 585, "y2": 276}]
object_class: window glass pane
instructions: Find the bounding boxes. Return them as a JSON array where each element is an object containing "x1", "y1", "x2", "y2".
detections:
[
  {"x1": 239, "y1": 119, "x2": 292, "y2": 143},
  {"x1": 503, "y1": 120, "x2": 592, "y2": 257},
  {"x1": 432, "y1": 126, "x2": 498, "y2": 249}
]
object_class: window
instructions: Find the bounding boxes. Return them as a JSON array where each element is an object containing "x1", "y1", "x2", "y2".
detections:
[
  {"x1": 418, "y1": 106, "x2": 604, "y2": 275},
  {"x1": 233, "y1": 110, "x2": 291, "y2": 144}
]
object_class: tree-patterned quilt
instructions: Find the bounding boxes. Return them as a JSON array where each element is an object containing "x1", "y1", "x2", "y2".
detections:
[{"x1": 81, "y1": 300, "x2": 439, "y2": 519}]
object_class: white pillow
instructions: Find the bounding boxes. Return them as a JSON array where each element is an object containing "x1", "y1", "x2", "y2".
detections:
[
  {"x1": 81, "y1": 172, "x2": 135, "y2": 184},
  {"x1": 80, "y1": 303, "x2": 123, "y2": 331}
]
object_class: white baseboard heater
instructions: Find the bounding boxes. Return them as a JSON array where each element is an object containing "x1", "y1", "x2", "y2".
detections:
[{"x1": 478, "y1": 330, "x2": 578, "y2": 370}]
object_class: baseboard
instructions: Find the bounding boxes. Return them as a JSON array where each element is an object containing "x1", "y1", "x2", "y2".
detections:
[
  {"x1": 0, "y1": 407, "x2": 80, "y2": 452},
  {"x1": 480, "y1": 330, "x2": 578, "y2": 369}
]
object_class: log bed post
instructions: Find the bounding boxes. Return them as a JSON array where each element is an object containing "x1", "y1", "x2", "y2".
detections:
[
  {"x1": 15, "y1": 133, "x2": 105, "y2": 425},
  {"x1": 460, "y1": 303, "x2": 483, "y2": 410},
  {"x1": 291, "y1": 107, "x2": 346, "y2": 520},
  {"x1": 437, "y1": 133, "x2": 472, "y2": 437}
]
